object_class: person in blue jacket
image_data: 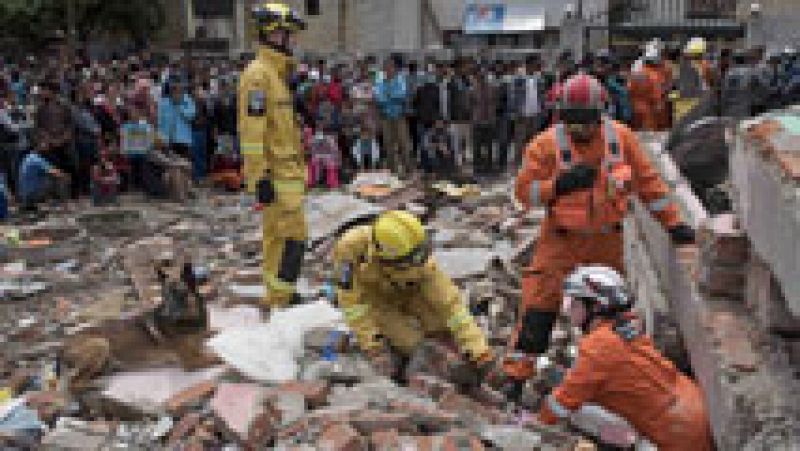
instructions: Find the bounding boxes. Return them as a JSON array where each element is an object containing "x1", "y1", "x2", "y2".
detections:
[
  {"x1": 17, "y1": 147, "x2": 68, "y2": 211},
  {"x1": 374, "y1": 58, "x2": 413, "y2": 176},
  {"x1": 158, "y1": 79, "x2": 196, "y2": 159}
]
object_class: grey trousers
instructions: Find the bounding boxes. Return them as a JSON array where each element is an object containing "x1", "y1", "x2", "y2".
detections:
[{"x1": 381, "y1": 117, "x2": 413, "y2": 176}]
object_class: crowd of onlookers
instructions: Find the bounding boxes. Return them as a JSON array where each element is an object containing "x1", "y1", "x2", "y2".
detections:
[
  {"x1": 2, "y1": 43, "x2": 800, "y2": 219},
  {"x1": 0, "y1": 53, "x2": 242, "y2": 219}
]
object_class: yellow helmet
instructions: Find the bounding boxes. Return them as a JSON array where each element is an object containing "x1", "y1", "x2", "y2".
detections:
[
  {"x1": 252, "y1": 2, "x2": 306, "y2": 34},
  {"x1": 684, "y1": 37, "x2": 706, "y2": 57},
  {"x1": 371, "y1": 210, "x2": 430, "y2": 266}
]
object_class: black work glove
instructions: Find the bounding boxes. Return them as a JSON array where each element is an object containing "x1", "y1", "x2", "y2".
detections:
[
  {"x1": 256, "y1": 177, "x2": 275, "y2": 205},
  {"x1": 449, "y1": 353, "x2": 495, "y2": 393},
  {"x1": 554, "y1": 164, "x2": 597, "y2": 197},
  {"x1": 669, "y1": 224, "x2": 696, "y2": 245}
]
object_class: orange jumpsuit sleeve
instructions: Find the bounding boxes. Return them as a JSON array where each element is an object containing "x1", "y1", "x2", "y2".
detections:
[
  {"x1": 619, "y1": 126, "x2": 682, "y2": 228},
  {"x1": 539, "y1": 337, "x2": 608, "y2": 425},
  {"x1": 514, "y1": 134, "x2": 559, "y2": 209}
]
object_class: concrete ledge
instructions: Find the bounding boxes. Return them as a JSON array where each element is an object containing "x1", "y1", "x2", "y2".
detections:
[
  {"x1": 731, "y1": 121, "x2": 800, "y2": 316},
  {"x1": 629, "y1": 133, "x2": 800, "y2": 449}
]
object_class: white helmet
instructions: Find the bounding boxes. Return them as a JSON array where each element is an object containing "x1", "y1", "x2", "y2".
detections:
[{"x1": 563, "y1": 266, "x2": 631, "y2": 316}]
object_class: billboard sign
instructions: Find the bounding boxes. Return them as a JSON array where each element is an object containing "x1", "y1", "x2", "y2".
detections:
[{"x1": 464, "y1": 2, "x2": 545, "y2": 34}]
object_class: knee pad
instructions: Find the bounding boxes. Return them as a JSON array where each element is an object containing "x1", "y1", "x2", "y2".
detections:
[
  {"x1": 277, "y1": 239, "x2": 305, "y2": 283},
  {"x1": 516, "y1": 310, "x2": 558, "y2": 354}
]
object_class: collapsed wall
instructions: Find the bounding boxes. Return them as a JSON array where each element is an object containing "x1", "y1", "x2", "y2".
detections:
[{"x1": 625, "y1": 130, "x2": 800, "y2": 450}]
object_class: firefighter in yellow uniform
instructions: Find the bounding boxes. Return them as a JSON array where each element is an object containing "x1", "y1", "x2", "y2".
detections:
[
  {"x1": 238, "y1": 3, "x2": 307, "y2": 307},
  {"x1": 333, "y1": 211, "x2": 494, "y2": 385}
]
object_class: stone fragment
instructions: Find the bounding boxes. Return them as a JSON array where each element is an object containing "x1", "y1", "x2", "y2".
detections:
[
  {"x1": 164, "y1": 381, "x2": 217, "y2": 416},
  {"x1": 167, "y1": 412, "x2": 202, "y2": 446},
  {"x1": 278, "y1": 380, "x2": 331, "y2": 408},
  {"x1": 273, "y1": 392, "x2": 307, "y2": 426},
  {"x1": 370, "y1": 429, "x2": 401, "y2": 449},
  {"x1": 349, "y1": 411, "x2": 413, "y2": 435},
  {"x1": 408, "y1": 374, "x2": 456, "y2": 400},
  {"x1": 210, "y1": 383, "x2": 271, "y2": 443},
  {"x1": 101, "y1": 367, "x2": 225, "y2": 415},
  {"x1": 479, "y1": 425, "x2": 543, "y2": 450},
  {"x1": 318, "y1": 422, "x2": 365, "y2": 451}
]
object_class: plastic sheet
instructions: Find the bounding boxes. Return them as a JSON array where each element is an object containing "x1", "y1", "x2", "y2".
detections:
[{"x1": 207, "y1": 301, "x2": 343, "y2": 383}]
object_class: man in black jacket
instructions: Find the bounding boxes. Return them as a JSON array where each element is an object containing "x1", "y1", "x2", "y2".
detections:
[
  {"x1": 447, "y1": 59, "x2": 474, "y2": 175},
  {"x1": 414, "y1": 66, "x2": 441, "y2": 175}
]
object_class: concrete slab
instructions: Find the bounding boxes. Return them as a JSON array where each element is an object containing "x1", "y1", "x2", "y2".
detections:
[
  {"x1": 100, "y1": 367, "x2": 226, "y2": 414},
  {"x1": 305, "y1": 192, "x2": 382, "y2": 244}
]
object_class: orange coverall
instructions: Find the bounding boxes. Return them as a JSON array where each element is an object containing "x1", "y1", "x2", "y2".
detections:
[
  {"x1": 539, "y1": 321, "x2": 713, "y2": 451},
  {"x1": 654, "y1": 62, "x2": 674, "y2": 129},
  {"x1": 627, "y1": 69, "x2": 663, "y2": 131},
  {"x1": 507, "y1": 120, "x2": 680, "y2": 378}
]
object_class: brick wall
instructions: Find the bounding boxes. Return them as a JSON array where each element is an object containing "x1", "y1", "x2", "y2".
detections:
[{"x1": 625, "y1": 133, "x2": 800, "y2": 449}]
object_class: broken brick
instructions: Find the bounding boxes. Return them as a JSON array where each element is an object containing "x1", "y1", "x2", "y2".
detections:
[
  {"x1": 701, "y1": 215, "x2": 748, "y2": 260},
  {"x1": 408, "y1": 374, "x2": 456, "y2": 400},
  {"x1": 442, "y1": 431, "x2": 485, "y2": 451},
  {"x1": 165, "y1": 381, "x2": 217, "y2": 415},
  {"x1": 318, "y1": 422, "x2": 365, "y2": 451},
  {"x1": 700, "y1": 265, "x2": 746, "y2": 299},
  {"x1": 438, "y1": 392, "x2": 509, "y2": 424},
  {"x1": 168, "y1": 412, "x2": 202, "y2": 446},
  {"x1": 388, "y1": 400, "x2": 459, "y2": 431},
  {"x1": 246, "y1": 404, "x2": 281, "y2": 448},
  {"x1": 349, "y1": 411, "x2": 413, "y2": 435},
  {"x1": 278, "y1": 380, "x2": 331, "y2": 408},
  {"x1": 370, "y1": 429, "x2": 401, "y2": 449}
]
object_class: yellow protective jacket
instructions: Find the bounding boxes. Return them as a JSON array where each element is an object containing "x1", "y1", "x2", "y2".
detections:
[
  {"x1": 237, "y1": 47, "x2": 306, "y2": 194},
  {"x1": 332, "y1": 225, "x2": 490, "y2": 362}
]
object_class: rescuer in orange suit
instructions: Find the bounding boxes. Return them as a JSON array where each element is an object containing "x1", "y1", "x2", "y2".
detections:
[
  {"x1": 537, "y1": 266, "x2": 714, "y2": 451},
  {"x1": 653, "y1": 56, "x2": 675, "y2": 129},
  {"x1": 627, "y1": 57, "x2": 664, "y2": 131},
  {"x1": 505, "y1": 74, "x2": 696, "y2": 394}
]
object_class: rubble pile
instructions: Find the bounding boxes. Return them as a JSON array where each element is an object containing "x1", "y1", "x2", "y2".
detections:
[{"x1": 0, "y1": 179, "x2": 595, "y2": 450}]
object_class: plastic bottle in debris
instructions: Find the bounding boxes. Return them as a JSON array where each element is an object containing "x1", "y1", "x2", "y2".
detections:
[{"x1": 38, "y1": 360, "x2": 59, "y2": 391}]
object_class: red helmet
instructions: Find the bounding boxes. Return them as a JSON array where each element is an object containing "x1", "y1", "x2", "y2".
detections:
[{"x1": 558, "y1": 74, "x2": 608, "y2": 124}]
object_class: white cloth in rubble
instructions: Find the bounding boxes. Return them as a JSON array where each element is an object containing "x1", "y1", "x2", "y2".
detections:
[{"x1": 206, "y1": 301, "x2": 344, "y2": 383}]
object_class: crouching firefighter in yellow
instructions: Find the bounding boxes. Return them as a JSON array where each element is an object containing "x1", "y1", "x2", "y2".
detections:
[
  {"x1": 333, "y1": 211, "x2": 495, "y2": 386},
  {"x1": 238, "y1": 3, "x2": 307, "y2": 307}
]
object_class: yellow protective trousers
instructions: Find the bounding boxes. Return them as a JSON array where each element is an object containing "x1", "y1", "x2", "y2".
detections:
[{"x1": 239, "y1": 46, "x2": 307, "y2": 307}]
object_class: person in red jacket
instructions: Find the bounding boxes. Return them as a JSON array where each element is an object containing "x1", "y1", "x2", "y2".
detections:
[
  {"x1": 537, "y1": 265, "x2": 714, "y2": 451},
  {"x1": 628, "y1": 56, "x2": 666, "y2": 131},
  {"x1": 327, "y1": 69, "x2": 345, "y2": 109},
  {"x1": 506, "y1": 74, "x2": 695, "y2": 388}
]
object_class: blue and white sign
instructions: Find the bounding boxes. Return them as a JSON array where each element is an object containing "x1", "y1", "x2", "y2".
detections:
[
  {"x1": 464, "y1": 4, "x2": 506, "y2": 33},
  {"x1": 464, "y1": 2, "x2": 545, "y2": 34}
]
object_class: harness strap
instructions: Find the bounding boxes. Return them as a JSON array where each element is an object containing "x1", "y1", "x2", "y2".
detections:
[{"x1": 555, "y1": 123, "x2": 572, "y2": 167}]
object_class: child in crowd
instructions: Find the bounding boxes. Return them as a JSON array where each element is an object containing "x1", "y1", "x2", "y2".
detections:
[
  {"x1": 101, "y1": 134, "x2": 130, "y2": 191},
  {"x1": 307, "y1": 126, "x2": 340, "y2": 189},
  {"x1": 350, "y1": 126, "x2": 381, "y2": 171},
  {"x1": 120, "y1": 108, "x2": 154, "y2": 191},
  {"x1": 90, "y1": 149, "x2": 121, "y2": 205},
  {"x1": 421, "y1": 119, "x2": 455, "y2": 179}
]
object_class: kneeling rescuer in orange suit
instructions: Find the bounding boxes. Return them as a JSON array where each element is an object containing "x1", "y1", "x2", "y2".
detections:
[
  {"x1": 538, "y1": 265, "x2": 713, "y2": 451},
  {"x1": 507, "y1": 74, "x2": 696, "y2": 386}
]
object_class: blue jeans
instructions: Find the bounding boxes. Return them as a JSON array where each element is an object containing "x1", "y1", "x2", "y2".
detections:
[{"x1": 191, "y1": 129, "x2": 208, "y2": 181}]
